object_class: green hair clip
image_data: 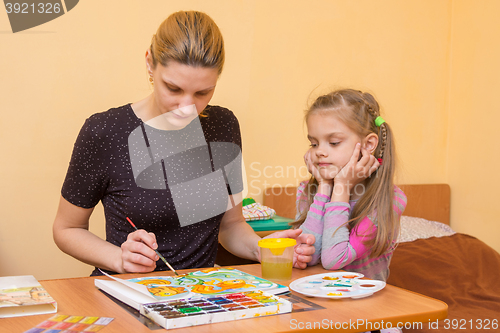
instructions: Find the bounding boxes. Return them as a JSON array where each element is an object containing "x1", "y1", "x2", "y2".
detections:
[{"x1": 374, "y1": 116, "x2": 385, "y2": 127}]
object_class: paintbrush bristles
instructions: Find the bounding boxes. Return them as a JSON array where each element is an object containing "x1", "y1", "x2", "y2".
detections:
[{"x1": 157, "y1": 253, "x2": 178, "y2": 275}]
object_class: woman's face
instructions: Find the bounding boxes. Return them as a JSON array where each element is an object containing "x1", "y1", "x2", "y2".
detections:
[{"x1": 148, "y1": 57, "x2": 219, "y2": 125}]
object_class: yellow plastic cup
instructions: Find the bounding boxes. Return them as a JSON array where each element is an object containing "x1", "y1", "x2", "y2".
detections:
[{"x1": 258, "y1": 238, "x2": 296, "y2": 281}]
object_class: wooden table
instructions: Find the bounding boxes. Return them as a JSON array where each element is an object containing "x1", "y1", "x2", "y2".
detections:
[{"x1": 2, "y1": 264, "x2": 447, "y2": 333}]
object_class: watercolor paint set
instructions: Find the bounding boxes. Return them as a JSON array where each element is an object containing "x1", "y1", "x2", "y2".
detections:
[
  {"x1": 289, "y1": 272, "x2": 386, "y2": 299},
  {"x1": 23, "y1": 314, "x2": 114, "y2": 333},
  {"x1": 140, "y1": 290, "x2": 292, "y2": 329}
]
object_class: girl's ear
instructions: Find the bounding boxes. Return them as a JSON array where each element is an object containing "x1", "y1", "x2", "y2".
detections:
[{"x1": 363, "y1": 133, "x2": 379, "y2": 154}]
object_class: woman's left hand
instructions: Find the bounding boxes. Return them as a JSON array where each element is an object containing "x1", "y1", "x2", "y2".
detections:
[{"x1": 264, "y1": 229, "x2": 315, "y2": 269}]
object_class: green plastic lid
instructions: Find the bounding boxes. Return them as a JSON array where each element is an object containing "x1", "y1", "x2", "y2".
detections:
[
  {"x1": 242, "y1": 197, "x2": 256, "y2": 206},
  {"x1": 258, "y1": 238, "x2": 296, "y2": 255}
]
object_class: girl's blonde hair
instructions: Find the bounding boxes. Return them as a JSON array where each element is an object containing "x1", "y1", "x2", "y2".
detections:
[
  {"x1": 150, "y1": 11, "x2": 224, "y2": 74},
  {"x1": 292, "y1": 89, "x2": 398, "y2": 258}
]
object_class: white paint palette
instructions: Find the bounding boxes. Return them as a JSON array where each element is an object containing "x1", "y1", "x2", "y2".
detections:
[{"x1": 289, "y1": 272, "x2": 385, "y2": 299}]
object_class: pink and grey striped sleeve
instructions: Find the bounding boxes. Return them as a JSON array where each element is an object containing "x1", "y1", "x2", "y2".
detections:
[
  {"x1": 320, "y1": 202, "x2": 373, "y2": 270},
  {"x1": 319, "y1": 186, "x2": 407, "y2": 271},
  {"x1": 296, "y1": 182, "x2": 330, "y2": 266}
]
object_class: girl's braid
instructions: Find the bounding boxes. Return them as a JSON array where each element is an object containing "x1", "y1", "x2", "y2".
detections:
[{"x1": 364, "y1": 95, "x2": 387, "y2": 160}]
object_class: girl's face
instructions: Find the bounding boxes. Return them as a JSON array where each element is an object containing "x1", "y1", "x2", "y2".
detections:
[
  {"x1": 148, "y1": 57, "x2": 219, "y2": 125},
  {"x1": 307, "y1": 112, "x2": 363, "y2": 180}
]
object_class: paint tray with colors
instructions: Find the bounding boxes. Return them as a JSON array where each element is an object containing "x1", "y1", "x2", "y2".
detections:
[
  {"x1": 140, "y1": 290, "x2": 292, "y2": 329},
  {"x1": 289, "y1": 272, "x2": 386, "y2": 299}
]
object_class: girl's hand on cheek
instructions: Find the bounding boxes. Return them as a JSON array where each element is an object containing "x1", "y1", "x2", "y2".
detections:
[
  {"x1": 334, "y1": 143, "x2": 380, "y2": 189},
  {"x1": 304, "y1": 149, "x2": 315, "y2": 176},
  {"x1": 304, "y1": 150, "x2": 322, "y2": 181},
  {"x1": 304, "y1": 149, "x2": 333, "y2": 195}
]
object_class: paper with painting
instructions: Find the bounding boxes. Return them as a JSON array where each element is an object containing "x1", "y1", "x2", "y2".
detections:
[
  {"x1": 0, "y1": 275, "x2": 57, "y2": 318},
  {"x1": 94, "y1": 267, "x2": 288, "y2": 310}
]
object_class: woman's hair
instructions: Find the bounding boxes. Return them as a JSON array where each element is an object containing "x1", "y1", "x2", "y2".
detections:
[
  {"x1": 292, "y1": 88, "x2": 398, "y2": 258},
  {"x1": 150, "y1": 11, "x2": 225, "y2": 74}
]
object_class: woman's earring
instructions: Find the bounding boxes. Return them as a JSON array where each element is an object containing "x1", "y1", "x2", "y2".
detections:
[{"x1": 149, "y1": 75, "x2": 154, "y2": 85}]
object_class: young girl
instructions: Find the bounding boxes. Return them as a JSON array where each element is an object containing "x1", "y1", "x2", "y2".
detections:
[{"x1": 293, "y1": 89, "x2": 407, "y2": 281}]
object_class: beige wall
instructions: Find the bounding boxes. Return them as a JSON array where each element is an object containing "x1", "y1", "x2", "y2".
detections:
[
  {"x1": 446, "y1": 0, "x2": 500, "y2": 256},
  {"x1": 0, "y1": 0, "x2": 497, "y2": 280}
]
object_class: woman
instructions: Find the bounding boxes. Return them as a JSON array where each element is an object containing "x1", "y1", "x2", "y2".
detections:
[{"x1": 53, "y1": 11, "x2": 315, "y2": 275}]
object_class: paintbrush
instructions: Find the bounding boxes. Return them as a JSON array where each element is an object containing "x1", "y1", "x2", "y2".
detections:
[{"x1": 126, "y1": 217, "x2": 179, "y2": 276}]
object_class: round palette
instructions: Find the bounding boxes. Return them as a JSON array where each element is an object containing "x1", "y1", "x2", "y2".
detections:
[{"x1": 289, "y1": 272, "x2": 385, "y2": 299}]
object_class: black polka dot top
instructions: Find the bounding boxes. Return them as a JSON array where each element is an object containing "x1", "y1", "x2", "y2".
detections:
[{"x1": 61, "y1": 104, "x2": 243, "y2": 275}]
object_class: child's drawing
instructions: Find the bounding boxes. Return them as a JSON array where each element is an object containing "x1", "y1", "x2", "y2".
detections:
[{"x1": 128, "y1": 267, "x2": 285, "y2": 301}]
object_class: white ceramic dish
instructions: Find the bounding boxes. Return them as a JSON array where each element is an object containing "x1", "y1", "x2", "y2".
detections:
[{"x1": 289, "y1": 272, "x2": 385, "y2": 299}]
